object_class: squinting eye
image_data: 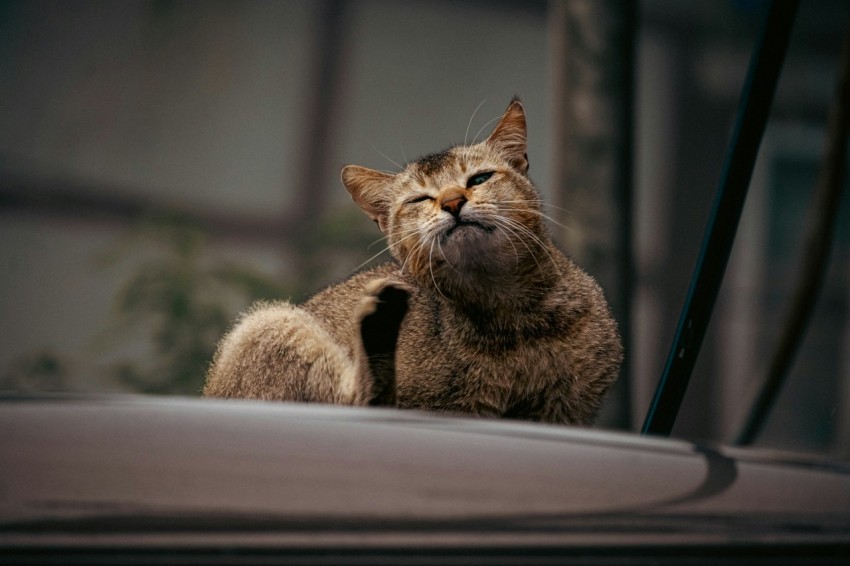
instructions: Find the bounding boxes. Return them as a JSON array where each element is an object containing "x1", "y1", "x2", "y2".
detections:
[
  {"x1": 467, "y1": 172, "x2": 494, "y2": 188},
  {"x1": 406, "y1": 194, "x2": 433, "y2": 204}
]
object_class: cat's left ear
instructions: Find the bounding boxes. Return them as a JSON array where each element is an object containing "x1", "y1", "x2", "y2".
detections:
[
  {"x1": 341, "y1": 165, "x2": 394, "y2": 232},
  {"x1": 487, "y1": 99, "x2": 529, "y2": 174}
]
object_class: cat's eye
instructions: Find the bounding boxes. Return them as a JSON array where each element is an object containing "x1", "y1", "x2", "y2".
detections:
[
  {"x1": 406, "y1": 194, "x2": 433, "y2": 205},
  {"x1": 467, "y1": 172, "x2": 494, "y2": 188}
]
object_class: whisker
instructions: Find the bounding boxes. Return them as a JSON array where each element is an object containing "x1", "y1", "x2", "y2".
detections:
[
  {"x1": 472, "y1": 113, "x2": 502, "y2": 144},
  {"x1": 497, "y1": 204, "x2": 574, "y2": 233},
  {"x1": 500, "y1": 199, "x2": 574, "y2": 215},
  {"x1": 367, "y1": 225, "x2": 421, "y2": 251},
  {"x1": 436, "y1": 237, "x2": 461, "y2": 275},
  {"x1": 491, "y1": 217, "x2": 542, "y2": 270},
  {"x1": 541, "y1": 203, "x2": 576, "y2": 216},
  {"x1": 371, "y1": 144, "x2": 404, "y2": 171},
  {"x1": 493, "y1": 224, "x2": 521, "y2": 268},
  {"x1": 397, "y1": 244, "x2": 414, "y2": 275},
  {"x1": 535, "y1": 212, "x2": 575, "y2": 233},
  {"x1": 428, "y1": 238, "x2": 448, "y2": 299},
  {"x1": 355, "y1": 230, "x2": 421, "y2": 271},
  {"x1": 498, "y1": 216, "x2": 549, "y2": 250},
  {"x1": 366, "y1": 231, "x2": 398, "y2": 251},
  {"x1": 464, "y1": 99, "x2": 487, "y2": 145},
  {"x1": 398, "y1": 222, "x2": 435, "y2": 278},
  {"x1": 495, "y1": 215, "x2": 558, "y2": 269},
  {"x1": 352, "y1": 246, "x2": 393, "y2": 272}
]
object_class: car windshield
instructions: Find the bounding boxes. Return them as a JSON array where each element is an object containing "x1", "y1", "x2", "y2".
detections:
[{"x1": 0, "y1": 0, "x2": 848, "y2": 461}]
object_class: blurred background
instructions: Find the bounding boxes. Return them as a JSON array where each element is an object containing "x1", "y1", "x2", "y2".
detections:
[{"x1": 1, "y1": 0, "x2": 848, "y2": 457}]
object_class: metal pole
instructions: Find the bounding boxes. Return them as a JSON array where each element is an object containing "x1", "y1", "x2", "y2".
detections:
[{"x1": 641, "y1": 0, "x2": 799, "y2": 436}]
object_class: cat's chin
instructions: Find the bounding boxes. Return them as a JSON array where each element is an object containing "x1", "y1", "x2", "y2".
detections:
[
  {"x1": 443, "y1": 220, "x2": 492, "y2": 241},
  {"x1": 438, "y1": 222, "x2": 511, "y2": 270},
  {"x1": 440, "y1": 221, "x2": 494, "y2": 251}
]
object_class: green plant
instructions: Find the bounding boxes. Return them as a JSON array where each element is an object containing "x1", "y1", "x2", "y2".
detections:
[
  {"x1": 104, "y1": 213, "x2": 289, "y2": 395},
  {"x1": 0, "y1": 351, "x2": 67, "y2": 393}
]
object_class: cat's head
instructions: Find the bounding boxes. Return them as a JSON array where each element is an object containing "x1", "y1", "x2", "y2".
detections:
[{"x1": 341, "y1": 100, "x2": 548, "y2": 292}]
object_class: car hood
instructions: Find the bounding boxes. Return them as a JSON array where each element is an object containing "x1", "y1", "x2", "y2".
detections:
[{"x1": 1, "y1": 394, "x2": 849, "y2": 550}]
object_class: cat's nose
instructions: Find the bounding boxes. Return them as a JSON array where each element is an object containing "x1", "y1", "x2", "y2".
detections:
[
  {"x1": 440, "y1": 191, "x2": 467, "y2": 217},
  {"x1": 441, "y1": 196, "x2": 466, "y2": 216}
]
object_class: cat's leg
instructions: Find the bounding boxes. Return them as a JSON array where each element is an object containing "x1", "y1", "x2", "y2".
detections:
[
  {"x1": 203, "y1": 279, "x2": 411, "y2": 406},
  {"x1": 355, "y1": 278, "x2": 411, "y2": 406},
  {"x1": 203, "y1": 302, "x2": 360, "y2": 403}
]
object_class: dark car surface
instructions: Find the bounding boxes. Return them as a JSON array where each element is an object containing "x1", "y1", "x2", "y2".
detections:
[{"x1": 2, "y1": 394, "x2": 849, "y2": 564}]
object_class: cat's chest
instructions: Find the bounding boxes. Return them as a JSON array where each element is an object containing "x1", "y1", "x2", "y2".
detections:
[
  {"x1": 396, "y1": 330, "x2": 566, "y2": 412},
  {"x1": 394, "y1": 291, "x2": 573, "y2": 410}
]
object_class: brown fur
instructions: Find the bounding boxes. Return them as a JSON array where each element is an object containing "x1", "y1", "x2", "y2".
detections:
[{"x1": 204, "y1": 100, "x2": 623, "y2": 425}]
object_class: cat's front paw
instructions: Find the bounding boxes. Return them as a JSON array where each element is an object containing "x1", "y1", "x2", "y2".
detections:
[
  {"x1": 358, "y1": 279, "x2": 411, "y2": 340},
  {"x1": 357, "y1": 278, "x2": 411, "y2": 406},
  {"x1": 358, "y1": 278, "x2": 412, "y2": 320}
]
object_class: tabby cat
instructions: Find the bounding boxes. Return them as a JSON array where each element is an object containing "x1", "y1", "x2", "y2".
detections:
[{"x1": 204, "y1": 99, "x2": 622, "y2": 425}]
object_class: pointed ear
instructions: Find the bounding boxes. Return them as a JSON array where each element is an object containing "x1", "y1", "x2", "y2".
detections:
[
  {"x1": 341, "y1": 165, "x2": 395, "y2": 232},
  {"x1": 486, "y1": 99, "x2": 529, "y2": 174}
]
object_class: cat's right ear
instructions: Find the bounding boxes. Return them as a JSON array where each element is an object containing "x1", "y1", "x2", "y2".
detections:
[
  {"x1": 487, "y1": 99, "x2": 529, "y2": 174},
  {"x1": 341, "y1": 165, "x2": 394, "y2": 232}
]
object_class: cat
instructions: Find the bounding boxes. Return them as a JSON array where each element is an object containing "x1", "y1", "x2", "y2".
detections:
[{"x1": 203, "y1": 99, "x2": 623, "y2": 425}]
